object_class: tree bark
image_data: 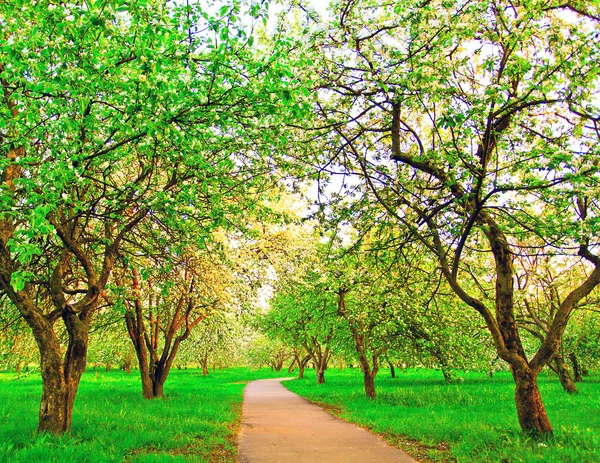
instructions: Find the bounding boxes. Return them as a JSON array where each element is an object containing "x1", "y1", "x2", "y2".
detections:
[
  {"x1": 316, "y1": 369, "x2": 326, "y2": 384},
  {"x1": 296, "y1": 355, "x2": 310, "y2": 379},
  {"x1": 36, "y1": 313, "x2": 89, "y2": 434},
  {"x1": 554, "y1": 355, "x2": 578, "y2": 394},
  {"x1": 363, "y1": 370, "x2": 376, "y2": 399},
  {"x1": 513, "y1": 368, "x2": 553, "y2": 437}
]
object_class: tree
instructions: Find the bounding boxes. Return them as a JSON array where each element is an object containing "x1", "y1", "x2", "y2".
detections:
[
  {"x1": 304, "y1": 0, "x2": 600, "y2": 437},
  {"x1": 187, "y1": 312, "x2": 242, "y2": 375},
  {"x1": 259, "y1": 282, "x2": 340, "y2": 383},
  {"x1": 121, "y1": 239, "x2": 234, "y2": 398},
  {"x1": 0, "y1": 0, "x2": 307, "y2": 433},
  {"x1": 514, "y1": 252, "x2": 600, "y2": 394}
]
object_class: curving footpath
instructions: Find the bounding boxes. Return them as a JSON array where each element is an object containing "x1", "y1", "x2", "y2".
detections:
[{"x1": 238, "y1": 378, "x2": 417, "y2": 463}]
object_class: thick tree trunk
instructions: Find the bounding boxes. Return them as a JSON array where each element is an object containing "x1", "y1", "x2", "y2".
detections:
[
  {"x1": 513, "y1": 369, "x2": 553, "y2": 437},
  {"x1": 153, "y1": 379, "x2": 165, "y2": 398},
  {"x1": 132, "y1": 345, "x2": 154, "y2": 399},
  {"x1": 36, "y1": 316, "x2": 89, "y2": 434},
  {"x1": 140, "y1": 366, "x2": 154, "y2": 399},
  {"x1": 554, "y1": 355, "x2": 578, "y2": 394},
  {"x1": 483, "y1": 221, "x2": 554, "y2": 437}
]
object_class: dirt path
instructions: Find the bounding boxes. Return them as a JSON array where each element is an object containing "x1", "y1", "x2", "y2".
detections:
[{"x1": 237, "y1": 378, "x2": 417, "y2": 463}]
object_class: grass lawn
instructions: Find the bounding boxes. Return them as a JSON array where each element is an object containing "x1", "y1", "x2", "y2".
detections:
[
  {"x1": 283, "y1": 368, "x2": 600, "y2": 463},
  {"x1": 0, "y1": 367, "x2": 289, "y2": 463}
]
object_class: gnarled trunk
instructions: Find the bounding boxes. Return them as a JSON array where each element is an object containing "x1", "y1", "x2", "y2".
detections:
[
  {"x1": 513, "y1": 368, "x2": 553, "y2": 437},
  {"x1": 36, "y1": 314, "x2": 89, "y2": 434}
]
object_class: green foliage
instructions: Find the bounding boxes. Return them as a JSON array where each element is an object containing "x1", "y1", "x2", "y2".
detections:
[{"x1": 284, "y1": 368, "x2": 600, "y2": 463}]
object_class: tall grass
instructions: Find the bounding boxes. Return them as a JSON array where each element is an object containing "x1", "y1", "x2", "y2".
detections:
[
  {"x1": 0, "y1": 368, "x2": 289, "y2": 463},
  {"x1": 283, "y1": 368, "x2": 600, "y2": 463}
]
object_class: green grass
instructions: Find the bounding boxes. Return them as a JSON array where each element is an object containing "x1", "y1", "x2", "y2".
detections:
[
  {"x1": 283, "y1": 368, "x2": 600, "y2": 463},
  {"x1": 0, "y1": 367, "x2": 290, "y2": 463}
]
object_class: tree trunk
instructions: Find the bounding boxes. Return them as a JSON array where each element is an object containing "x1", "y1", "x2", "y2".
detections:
[
  {"x1": 105, "y1": 362, "x2": 111, "y2": 372},
  {"x1": 287, "y1": 357, "x2": 297, "y2": 373},
  {"x1": 297, "y1": 355, "x2": 310, "y2": 379},
  {"x1": 513, "y1": 368, "x2": 553, "y2": 437},
  {"x1": 569, "y1": 353, "x2": 582, "y2": 382},
  {"x1": 153, "y1": 378, "x2": 165, "y2": 398},
  {"x1": 298, "y1": 362, "x2": 305, "y2": 379},
  {"x1": 554, "y1": 355, "x2": 578, "y2": 394},
  {"x1": 36, "y1": 316, "x2": 89, "y2": 434},
  {"x1": 122, "y1": 361, "x2": 131, "y2": 374},
  {"x1": 139, "y1": 363, "x2": 154, "y2": 399},
  {"x1": 441, "y1": 367, "x2": 453, "y2": 384},
  {"x1": 130, "y1": 335, "x2": 154, "y2": 398},
  {"x1": 357, "y1": 351, "x2": 379, "y2": 398},
  {"x1": 201, "y1": 354, "x2": 209, "y2": 376},
  {"x1": 122, "y1": 347, "x2": 133, "y2": 374},
  {"x1": 316, "y1": 369, "x2": 325, "y2": 384},
  {"x1": 275, "y1": 357, "x2": 284, "y2": 372},
  {"x1": 388, "y1": 360, "x2": 396, "y2": 379},
  {"x1": 363, "y1": 371, "x2": 376, "y2": 399}
]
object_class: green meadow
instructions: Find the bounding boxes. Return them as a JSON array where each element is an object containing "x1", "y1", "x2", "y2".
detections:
[
  {"x1": 0, "y1": 368, "x2": 288, "y2": 463},
  {"x1": 284, "y1": 368, "x2": 600, "y2": 463},
  {"x1": 2, "y1": 368, "x2": 598, "y2": 462}
]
